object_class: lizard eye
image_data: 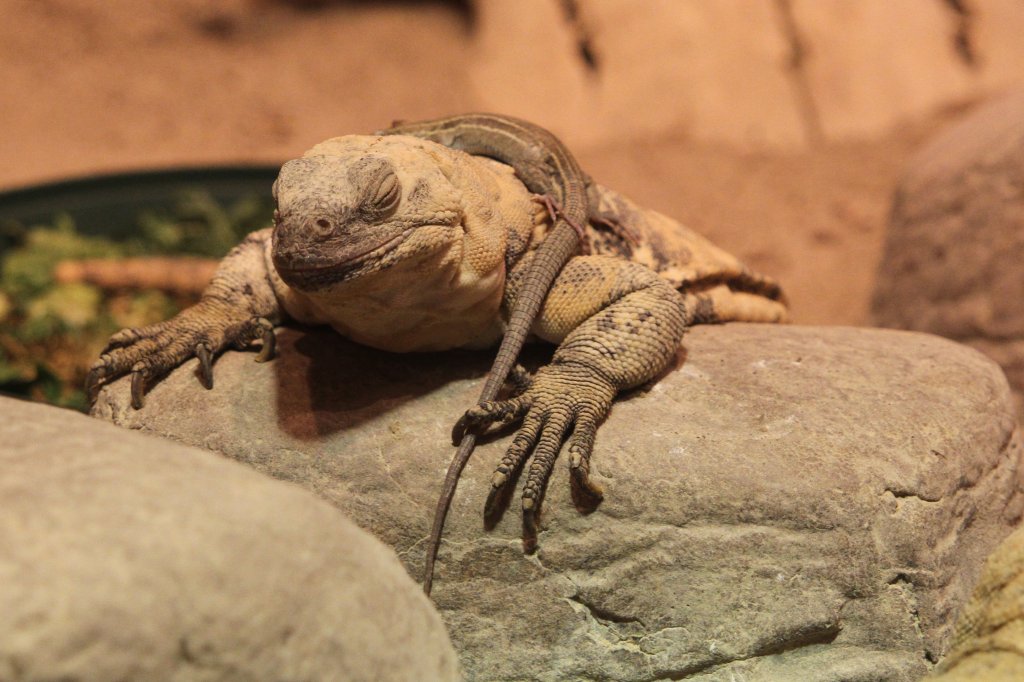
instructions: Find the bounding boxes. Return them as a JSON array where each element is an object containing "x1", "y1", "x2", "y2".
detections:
[
  {"x1": 369, "y1": 171, "x2": 401, "y2": 219},
  {"x1": 350, "y1": 157, "x2": 401, "y2": 223}
]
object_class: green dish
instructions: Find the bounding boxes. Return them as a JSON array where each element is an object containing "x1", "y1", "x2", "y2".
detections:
[{"x1": 0, "y1": 165, "x2": 280, "y2": 239}]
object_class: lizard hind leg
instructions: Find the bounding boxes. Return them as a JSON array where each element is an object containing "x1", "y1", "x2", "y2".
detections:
[{"x1": 683, "y1": 284, "x2": 788, "y2": 324}]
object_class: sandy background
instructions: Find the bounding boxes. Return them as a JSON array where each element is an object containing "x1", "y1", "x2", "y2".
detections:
[{"x1": 3, "y1": 0, "x2": 1023, "y2": 326}]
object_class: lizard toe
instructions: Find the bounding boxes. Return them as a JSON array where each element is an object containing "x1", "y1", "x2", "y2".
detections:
[
  {"x1": 254, "y1": 318, "x2": 276, "y2": 362},
  {"x1": 507, "y1": 364, "x2": 533, "y2": 395},
  {"x1": 567, "y1": 409, "x2": 604, "y2": 510},
  {"x1": 84, "y1": 360, "x2": 111, "y2": 401},
  {"x1": 520, "y1": 409, "x2": 573, "y2": 553},
  {"x1": 483, "y1": 412, "x2": 544, "y2": 524},
  {"x1": 229, "y1": 316, "x2": 276, "y2": 361},
  {"x1": 453, "y1": 395, "x2": 532, "y2": 445},
  {"x1": 101, "y1": 320, "x2": 170, "y2": 354}
]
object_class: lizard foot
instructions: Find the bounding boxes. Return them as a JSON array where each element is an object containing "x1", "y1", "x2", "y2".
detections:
[
  {"x1": 86, "y1": 303, "x2": 275, "y2": 408},
  {"x1": 480, "y1": 362, "x2": 615, "y2": 553},
  {"x1": 450, "y1": 364, "x2": 533, "y2": 444},
  {"x1": 532, "y1": 194, "x2": 590, "y2": 255}
]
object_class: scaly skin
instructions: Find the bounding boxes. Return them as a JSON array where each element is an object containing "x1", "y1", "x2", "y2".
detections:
[
  {"x1": 86, "y1": 231, "x2": 279, "y2": 407},
  {"x1": 477, "y1": 255, "x2": 688, "y2": 549},
  {"x1": 932, "y1": 527, "x2": 1024, "y2": 679},
  {"x1": 87, "y1": 118, "x2": 787, "y2": 598},
  {"x1": 379, "y1": 114, "x2": 592, "y2": 594}
]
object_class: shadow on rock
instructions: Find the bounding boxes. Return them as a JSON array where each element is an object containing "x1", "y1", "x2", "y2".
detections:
[{"x1": 271, "y1": 325, "x2": 498, "y2": 440}]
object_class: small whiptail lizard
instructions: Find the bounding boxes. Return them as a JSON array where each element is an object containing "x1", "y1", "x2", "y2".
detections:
[{"x1": 381, "y1": 113, "x2": 590, "y2": 594}]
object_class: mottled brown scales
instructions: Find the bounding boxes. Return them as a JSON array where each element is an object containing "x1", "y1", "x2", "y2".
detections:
[{"x1": 86, "y1": 114, "x2": 787, "y2": 597}]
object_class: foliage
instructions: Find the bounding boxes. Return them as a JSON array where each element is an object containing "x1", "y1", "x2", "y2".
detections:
[{"x1": 0, "y1": 191, "x2": 272, "y2": 409}]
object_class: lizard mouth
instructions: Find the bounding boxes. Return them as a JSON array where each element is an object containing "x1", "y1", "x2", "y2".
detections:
[{"x1": 273, "y1": 228, "x2": 415, "y2": 291}]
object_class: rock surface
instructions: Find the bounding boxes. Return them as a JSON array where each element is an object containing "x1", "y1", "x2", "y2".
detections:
[
  {"x1": 0, "y1": 396, "x2": 458, "y2": 681},
  {"x1": 93, "y1": 324, "x2": 1023, "y2": 681},
  {"x1": 931, "y1": 526, "x2": 1024, "y2": 681},
  {"x1": 872, "y1": 90, "x2": 1024, "y2": 416}
]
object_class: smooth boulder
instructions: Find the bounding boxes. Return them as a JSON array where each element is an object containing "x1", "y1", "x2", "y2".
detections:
[
  {"x1": 93, "y1": 324, "x2": 1024, "y2": 681},
  {"x1": 0, "y1": 396, "x2": 459, "y2": 681},
  {"x1": 872, "y1": 90, "x2": 1024, "y2": 416}
]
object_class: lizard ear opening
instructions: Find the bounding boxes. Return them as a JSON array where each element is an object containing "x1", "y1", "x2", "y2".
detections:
[{"x1": 350, "y1": 157, "x2": 402, "y2": 223}]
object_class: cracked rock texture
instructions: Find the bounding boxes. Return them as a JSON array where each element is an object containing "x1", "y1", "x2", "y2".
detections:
[
  {"x1": 0, "y1": 396, "x2": 458, "y2": 682},
  {"x1": 92, "y1": 324, "x2": 1024, "y2": 681},
  {"x1": 872, "y1": 90, "x2": 1024, "y2": 418},
  {"x1": 930, "y1": 525, "x2": 1024, "y2": 680}
]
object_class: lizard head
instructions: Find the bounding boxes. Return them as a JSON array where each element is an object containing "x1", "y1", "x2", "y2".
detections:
[{"x1": 270, "y1": 137, "x2": 463, "y2": 293}]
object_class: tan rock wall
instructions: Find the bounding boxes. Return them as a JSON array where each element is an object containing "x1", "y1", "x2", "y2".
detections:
[
  {"x1": 4, "y1": 0, "x2": 1024, "y2": 189},
  {"x1": 872, "y1": 90, "x2": 1024, "y2": 415},
  {"x1": 463, "y1": 0, "x2": 1024, "y2": 149}
]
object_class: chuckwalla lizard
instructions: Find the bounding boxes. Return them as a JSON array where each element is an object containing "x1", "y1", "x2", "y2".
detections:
[{"x1": 87, "y1": 113, "x2": 788, "y2": 595}]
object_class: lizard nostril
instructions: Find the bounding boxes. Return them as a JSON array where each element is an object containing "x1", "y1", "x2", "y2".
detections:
[{"x1": 316, "y1": 219, "x2": 330, "y2": 229}]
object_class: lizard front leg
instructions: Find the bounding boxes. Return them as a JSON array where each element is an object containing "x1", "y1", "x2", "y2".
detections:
[
  {"x1": 86, "y1": 228, "x2": 281, "y2": 407},
  {"x1": 462, "y1": 255, "x2": 688, "y2": 551}
]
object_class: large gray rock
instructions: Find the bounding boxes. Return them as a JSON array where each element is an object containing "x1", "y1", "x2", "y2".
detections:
[
  {"x1": 0, "y1": 396, "x2": 459, "y2": 681},
  {"x1": 872, "y1": 90, "x2": 1024, "y2": 416},
  {"x1": 93, "y1": 324, "x2": 1024, "y2": 681}
]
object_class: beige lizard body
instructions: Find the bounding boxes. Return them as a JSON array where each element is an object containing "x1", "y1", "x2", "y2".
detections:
[{"x1": 88, "y1": 121, "x2": 787, "y2": 595}]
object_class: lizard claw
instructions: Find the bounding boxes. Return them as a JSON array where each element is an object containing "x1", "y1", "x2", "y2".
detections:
[
  {"x1": 254, "y1": 318, "x2": 276, "y2": 362},
  {"x1": 131, "y1": 367, "x2": 148, "y2": 409},
  {"x1": 522, "y1": 502, "x2": 540, "y2": 554},
  {"x1": 484, "y1": 467, "x2": 516, "y2": 528},
  {"x1": 85, "y1": 364, "x2": 107, "y2": 402},
  {"x1": 532, "y1": 194, "x2": 590, "y2": 255},
  {"x1": 568, "y1": 423, "x2": 604, "y2": 508},
  {"x1": 196, "y1": 343, "x2": 214, "y2": 389},
  {"x1": 451, "y1": 414, "x2": 470, "y2": 446}
]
